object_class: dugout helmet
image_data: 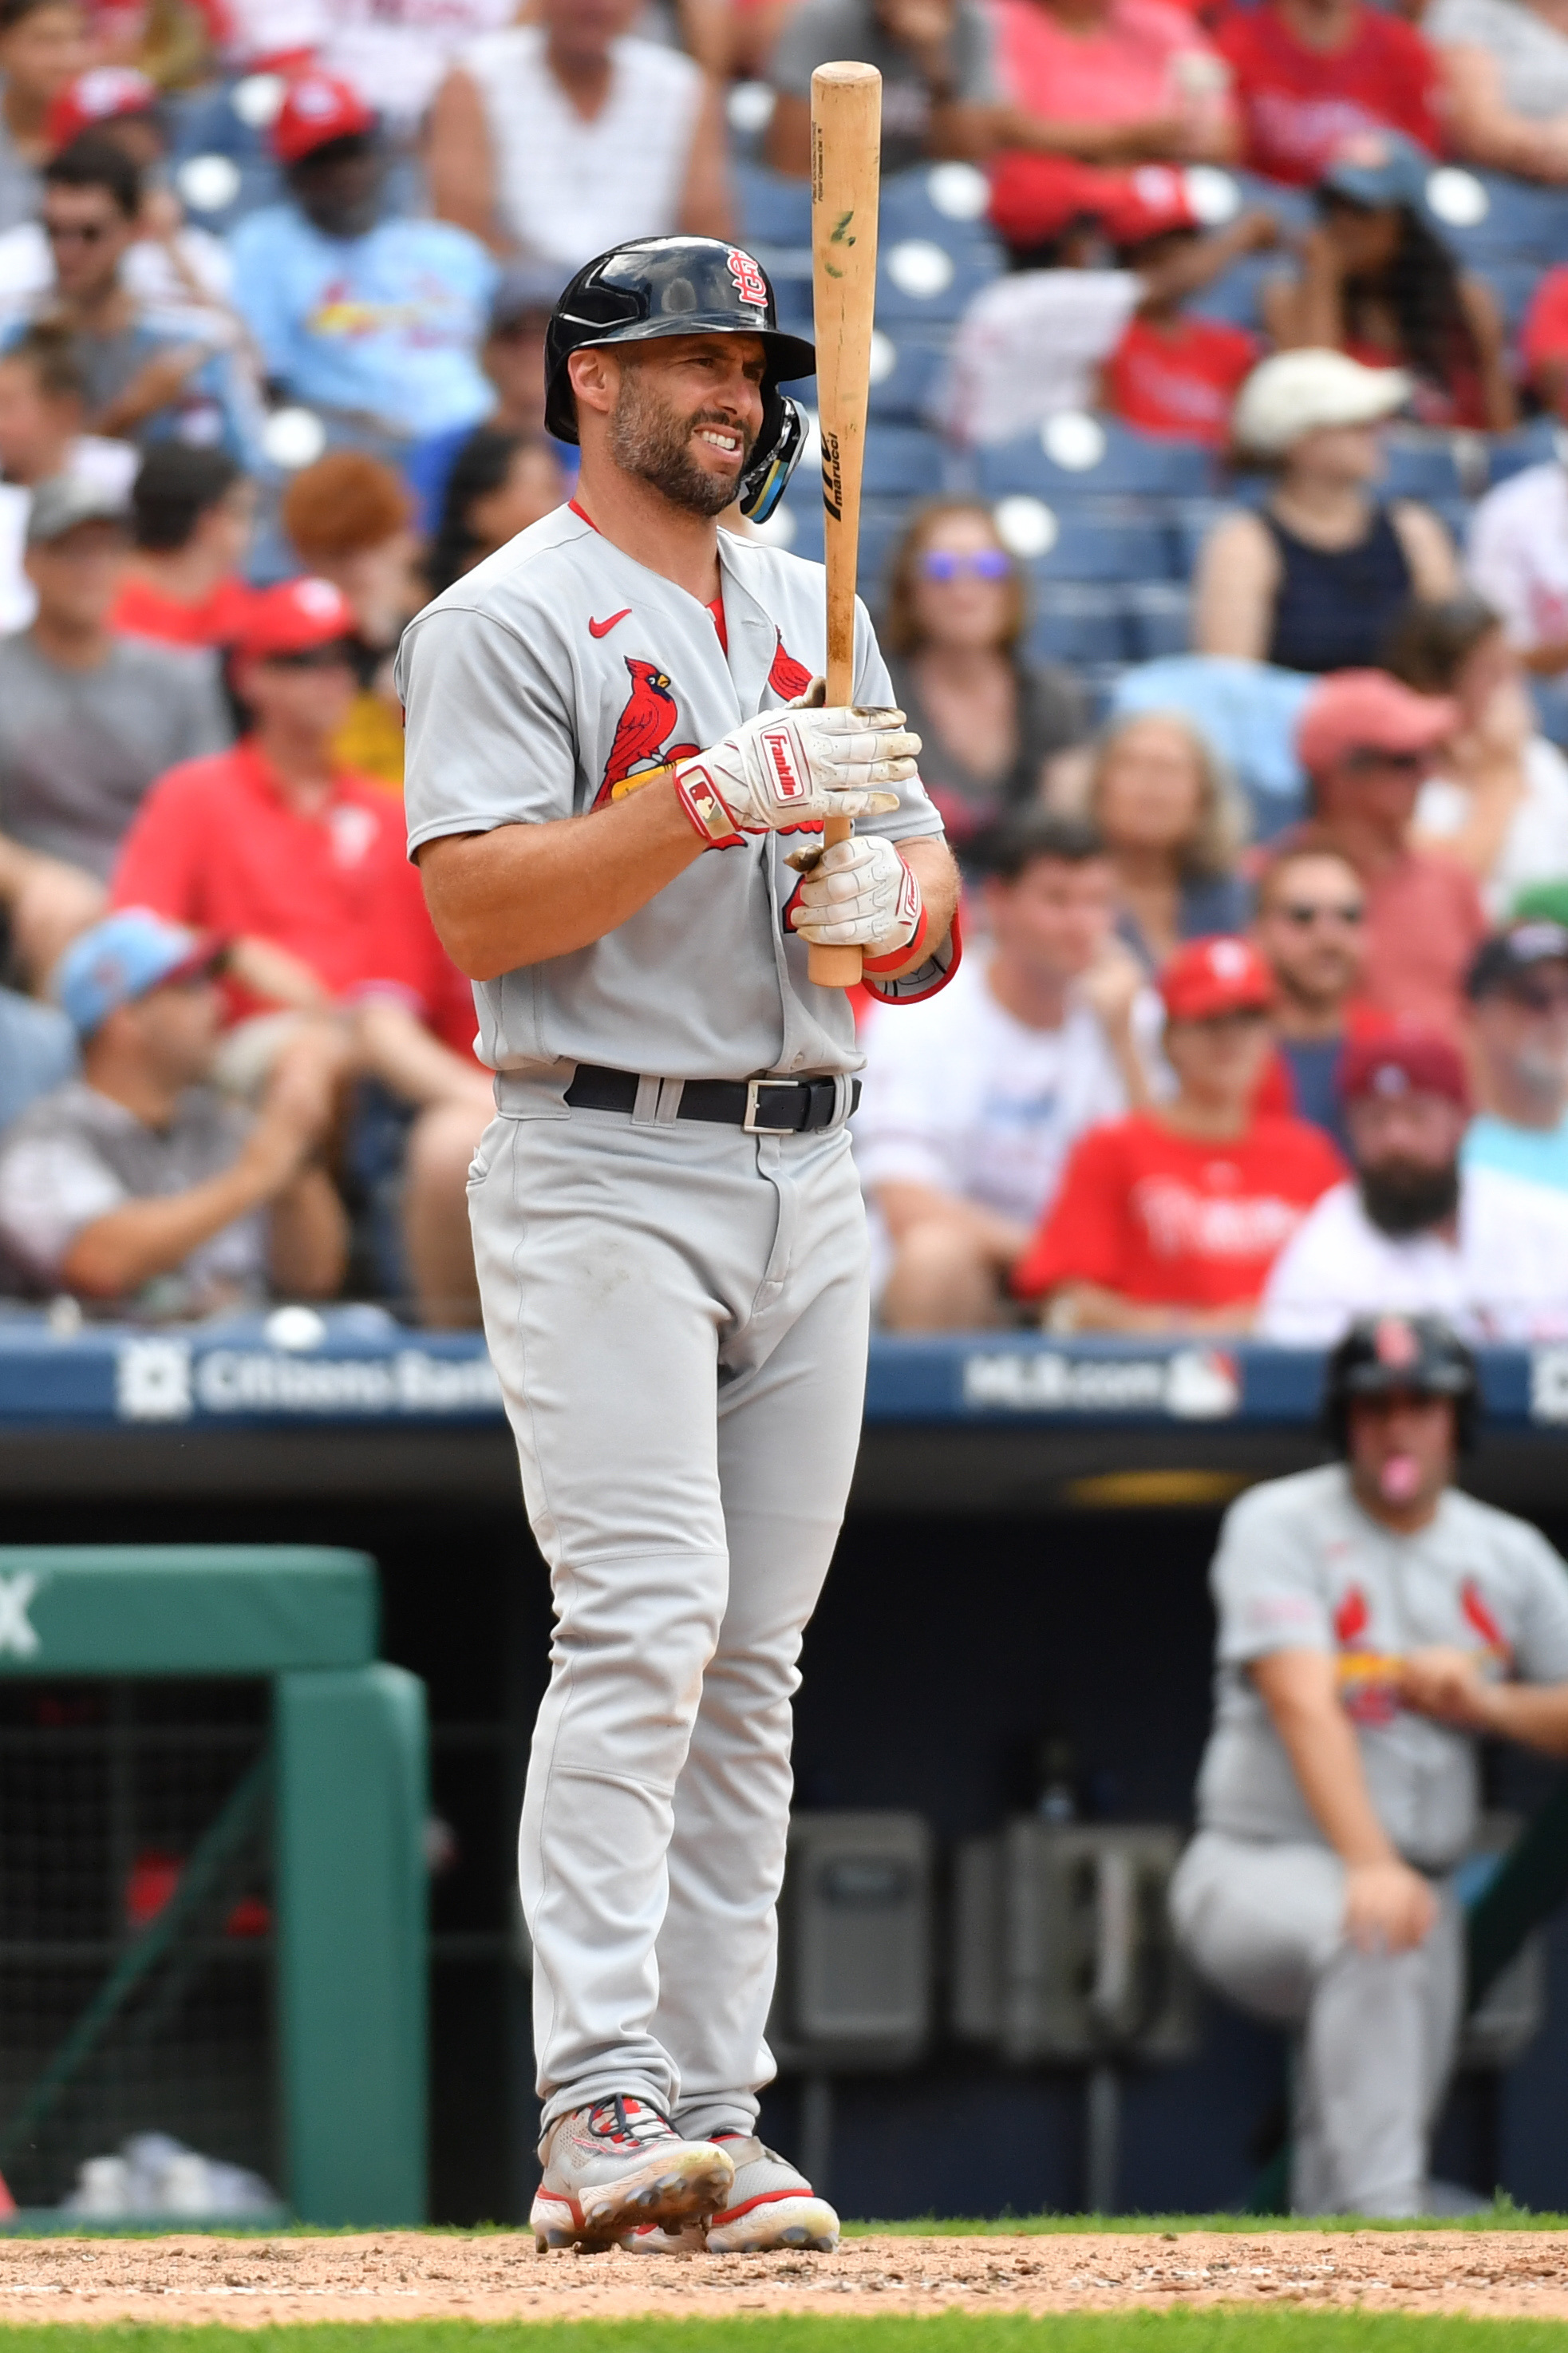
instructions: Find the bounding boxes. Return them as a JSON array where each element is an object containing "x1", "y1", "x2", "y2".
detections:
[
  {"x1": 1321, "y1": 1313, "x2": 1479, "y2": 1454},
  {"x1": 543, "y1": 235, "x2": 816, "y2": 523}
]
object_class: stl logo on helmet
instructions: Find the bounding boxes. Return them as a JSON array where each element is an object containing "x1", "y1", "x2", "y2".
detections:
[{"x1": 726, "y1": 249, "x2": 769, "y2": 311}]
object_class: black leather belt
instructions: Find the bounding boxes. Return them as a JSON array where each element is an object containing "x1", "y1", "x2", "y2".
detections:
[{"x1": 565, "y1": 1064, "x2": 860, "y2": 1133}]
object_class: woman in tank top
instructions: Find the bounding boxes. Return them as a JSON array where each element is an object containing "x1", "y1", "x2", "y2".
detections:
[{"x1": 1194, "y1": 346, "x2": 1459, "y2": 674}]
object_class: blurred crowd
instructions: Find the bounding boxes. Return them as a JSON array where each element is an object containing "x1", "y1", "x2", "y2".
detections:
[{"x1": 2, "y1": 0, "x2": 1568, "y2": 1330}]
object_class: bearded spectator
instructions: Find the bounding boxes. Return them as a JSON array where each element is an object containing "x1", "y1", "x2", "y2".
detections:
[
  {"x1": 1260, "y1": 1028, "x2": 1568, "y2": 1341},
  {"x1": 1015, "y1": 935, "x2": 1345, "y2": 1332}
]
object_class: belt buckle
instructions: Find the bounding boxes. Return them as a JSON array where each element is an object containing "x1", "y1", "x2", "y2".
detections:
[{"x1": 744, "y1": 1077, "x2": 798, "y2": 1133}]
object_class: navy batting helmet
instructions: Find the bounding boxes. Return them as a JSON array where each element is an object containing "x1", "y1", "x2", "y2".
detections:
[
  {"x1": 1321, "y1": 1313, "x2": 1479, "y2": 1453},
  {"x1": 543, "y1": 235, "x2": 816, "y2": 523}
]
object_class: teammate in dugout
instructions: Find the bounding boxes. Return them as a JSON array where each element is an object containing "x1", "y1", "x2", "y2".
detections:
[
  {"x1": 397, "y1": 236, "x2": 959, "y2": 2254},
  {"x1": 1171, "y1": 1313, "x2": 1568, "y2": 2215}
]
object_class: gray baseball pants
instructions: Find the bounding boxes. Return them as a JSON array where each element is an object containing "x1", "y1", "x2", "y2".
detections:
[
  {"x1": 1170, "y1": 1830, "x2": 1463, "y2": 2216},
  {"x1": 468, "y1": 1090, "x2": 869, "y2": 2145}
]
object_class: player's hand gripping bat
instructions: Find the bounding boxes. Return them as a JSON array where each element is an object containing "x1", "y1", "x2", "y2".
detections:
[{"x1": 807, "y1": 59, "x2": 882, "y2": 990}]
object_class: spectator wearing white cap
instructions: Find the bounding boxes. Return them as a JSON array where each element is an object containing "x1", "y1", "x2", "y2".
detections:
[
  {"x1": 0, "y1": 907, "x2": 346, "y2": 1316},
  {"x1": 426, "y1": 0, "x2": 732, "y2": 273},
  {"x1": 228, "y1": 74, "x2": 496, "y2": 448},
  {"x1": 1259, "y1": 1027, "x2": 1568, "y2": 1342},
  {"x1": 1194, "y1": 349, "x2": 1458, "y2": 671},
  {"x1": 1463, "y1": 919, "x2": 1568, "y2": 1194}
]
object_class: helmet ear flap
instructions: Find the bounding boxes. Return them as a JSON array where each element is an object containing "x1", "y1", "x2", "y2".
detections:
[{"x1": 740, "y1": 392, "x2": 807, "y2": 523}]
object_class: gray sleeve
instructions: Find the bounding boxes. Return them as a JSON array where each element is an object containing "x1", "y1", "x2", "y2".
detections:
[
  {"x1": 851, "y1": 599, "x2": 947, "y2": 849},
  {"x1": 400, "y1": 604, "x2": 579, "y2": 855},
  {"x1": 180, "y1": 653, "x2": 235, "y2": 757},
  {"x1": 0, "y1": 1129, "x2": 124, "y2": 1277},
  {"x1": 768, "y1": 0, "x2": 841, "y2": 96},
  {"x1": 1510, "y1": 1526, "x2": 1568, "y2": 1684},
  {"x1": 1211, "y1": 1487, "x2": 1336, "y2": 1667}
]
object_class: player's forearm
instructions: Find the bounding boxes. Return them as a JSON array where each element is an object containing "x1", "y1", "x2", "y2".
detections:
[
  {"x1": 417, "y1": 781, "x2": 706, "y2": 979},
  {"x1": 1251, "y1": 1651, "x2": 1399, "y2": 1867}
]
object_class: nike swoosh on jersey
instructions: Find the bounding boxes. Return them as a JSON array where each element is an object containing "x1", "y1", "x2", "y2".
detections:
[{"x1": 588, "y1": 609, "x2": 632, "y2": 638}]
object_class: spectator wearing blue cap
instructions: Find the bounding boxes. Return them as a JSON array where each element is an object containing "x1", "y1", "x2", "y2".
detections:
[
  {"x1": 0, "y1": 908, "x2": 346, "y2": 1317},
  {"x1": 1261, "y1": 132, "x2": 1512, "y2": 432}
]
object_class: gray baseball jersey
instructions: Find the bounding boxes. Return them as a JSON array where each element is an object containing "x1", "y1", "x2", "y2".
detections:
[
  {"x1": 397, "y1": 504, "x2": 945, "y2": 1084},
  {"x1": 1195, "y1": 1464, "x2": 1568, "y2": 1867}
]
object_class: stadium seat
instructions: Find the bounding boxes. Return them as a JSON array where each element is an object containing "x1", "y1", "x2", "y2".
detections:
[
  {"x1": 877, "y1": 163, "x2": 999, "y2": 258},
  {"x1": 1171, "y1": 497, "x2": 1232, "y2": 573},
  {"x1": 867, "y1": 330, "x2": 949, "y2": 425},
  {"x1": 1380, "y1": 433, "x2": 1469, "y2": 502},
  {"x1": 1434, "y1": 172, "x2": 1568, "y2": 267},
  {"x1": 1023, "y1": 509, "x2": 1178, "y2": 583},
  {"x1": 860, "y1": 425, "x2": 948, "y2": 499},
  {"x1": 1488, "y1": 417, "x2": 1565, "y2": 488},
  {"x1": 977, "y1": 413, "x2": 1216, "y2": 501},
  {"x1": 165, "y1": 76, "x2": 286, "y2": 231},
  {"x1": 1027, "y1": 586, "x2": 1128, "y2": 666},
  {"x1": 764, "y1": 496, "x2": 911, "y2": 609},
  {"x1": 1483, "y1": 258, "x2": 1546, "y2": 334},
  {"x1": 736, "y1": 161, "x2": 815, "y2": 251},
  {"x1": 1122, "y1": 581, "x2": 1193, "y2": 661},
  {"x1": 876, "y1": 235, "x2": 1000, "y2": 324}
]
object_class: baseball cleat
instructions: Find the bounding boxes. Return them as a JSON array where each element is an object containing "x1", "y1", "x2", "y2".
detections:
[
  {"x1": 621, "y1": 2136, "x2": 839, "y2": 2255},
  {"x1": 530, "y1": 2096, "x2": 734, "y2": 2250}
]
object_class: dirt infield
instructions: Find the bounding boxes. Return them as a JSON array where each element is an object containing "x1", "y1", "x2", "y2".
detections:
[{"x1": 0, "y1": 2230, "x2": 1565, "y2": 2324}]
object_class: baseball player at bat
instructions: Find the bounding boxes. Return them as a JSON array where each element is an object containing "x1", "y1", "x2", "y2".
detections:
[{"x1": 397, "y1": 235, "x2": 960, "y2": 2255}]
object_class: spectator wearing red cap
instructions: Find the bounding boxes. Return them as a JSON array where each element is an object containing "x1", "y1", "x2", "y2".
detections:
[
  {"x1": 1292, "y1": 669, "x2": 1489, "y2": 1038},
  {"x1": 1259, "y1": 1026, "x2": 1568, "y2": 1341},
  {"x1": 939, "y1": 181, "x2": 1278, "y2": 443},
  {"x1": 428, "y1": 0, "x2": 731, "y2": 275},
  {"x1": 109, "y1": 576, "x2": 493, "y2": 1327},
  {"x1": 983, "y1": 0, "x2": 1238, "y2": 264},
  {"x1": 1214, "y1": 0, "x2": 1443, "y2": 188},
  {"x1": 0, "y1": 0, "x2": 89, "y2": 237},
  {"x1": 1015, "y1": 935, "x2": 1345, "y2": 1331},
  {"x1": 227, "y1": 73, "x2": 496, "y2": 448}
]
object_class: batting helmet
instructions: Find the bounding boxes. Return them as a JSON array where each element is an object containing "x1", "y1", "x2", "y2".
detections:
[
  {"x1": 1321, "y1": 1313, "x2": 1479, "y2": 1454},
  {"x1": 543, "y1": 236, "x2": 816, "y2": 523}
]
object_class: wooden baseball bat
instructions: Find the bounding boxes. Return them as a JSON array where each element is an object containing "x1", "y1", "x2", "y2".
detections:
[{"x1": 808, "y1": 59, "x2": 882, "y2": 991}]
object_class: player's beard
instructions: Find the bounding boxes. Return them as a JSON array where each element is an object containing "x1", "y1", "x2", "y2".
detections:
[
  {"x1": 1359, "y1": 1156, "x2": 1461, "y2": 1237},
  {"x1": 609, "y1": 371, "x2": 755, "y2": 518}
]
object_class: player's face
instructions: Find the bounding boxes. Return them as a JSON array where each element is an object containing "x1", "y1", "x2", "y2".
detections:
[
  {"x1": 987, "y1": 854, "x2": 1114, "y2": 983},
  {"x1": 606, "y1": 335, "x2": 766, "y2": 518},
  {"x1": 1347, "y1": 1389, "x2": 1455, "y2": 1520}
]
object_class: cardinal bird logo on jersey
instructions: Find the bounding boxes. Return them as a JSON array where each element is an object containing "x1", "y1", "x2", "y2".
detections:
[
  {"x1": 768, "y1": 635, "x2": 813, "y2": 702},
  {"x1": 1461, "y1": 1577, "x2": 1511, "y2": 1665},
  {"x1": 594, "y1": 656, "x2": 699, "y2": 807}
]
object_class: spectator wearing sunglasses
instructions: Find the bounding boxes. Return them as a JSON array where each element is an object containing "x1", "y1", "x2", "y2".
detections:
[
  {"x1": 1252, "y1": 841, "x2": 1369, "y2": 1152},
  {"x1": 1463, "y1": 921, "x2": 1568, "y2": 1195},
  {"x1": 1291, "y1": 669, "x2": 1487, "y2": 1038},
  {"x1": 881, "y1": 501, "x2": 1089, "y2": 860},
  {"x1": 1383, "y1": 596, "x2": 1568, "y2": 922},
  {"x1": 109, "y1": 577, "x2": 493, "y2": 1328}
]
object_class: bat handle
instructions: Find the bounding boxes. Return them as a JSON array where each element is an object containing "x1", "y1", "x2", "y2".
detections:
[{"x1": 806, "y1": 814, "x2": 863, "y2": 988}]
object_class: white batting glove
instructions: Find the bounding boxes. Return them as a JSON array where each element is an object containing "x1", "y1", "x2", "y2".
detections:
[
  {"x1": 670, "y1": 693, "x2": 919, "y2": 847},
  {"x1": 789, "y1": 833, "x2": 925, "y2": 962}
]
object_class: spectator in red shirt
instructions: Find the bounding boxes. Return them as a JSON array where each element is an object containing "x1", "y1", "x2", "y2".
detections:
[
  {"x1": 1215, "y1": 0, "x2": 1443, "y2": 188},
  {"x1": 111, "y1": 444, "x2": 256, "y2": 651},
  {"x1": 1293, "y1": 669, "x2": 1490, "y2": 1037},
  {"x1": 1102, "y1": 173, "x2": 1274, "y2": 445},
  {"x1": 1015, "y1": 933, "x2": 1345, "y2": 1329},
  {"x1": 109, "y1": 577, "x2": 493, "y2": 1327}
]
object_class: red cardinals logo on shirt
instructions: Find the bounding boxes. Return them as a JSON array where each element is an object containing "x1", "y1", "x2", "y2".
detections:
[
  {"x1": 594, "y1": 657, "x2": 699, "y2": 807},
  {"x1": 1461, "y1": 1578, "x2": 1511, "y2": 1667},
  {"x1": 768, "y1": 634, "x2": 813, "y2": 702},
  {"x1": 1333, "y1": 1584, "x2": 1400, "y2": 1727}
]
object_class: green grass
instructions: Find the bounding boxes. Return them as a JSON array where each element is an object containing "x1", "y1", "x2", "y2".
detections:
[{"x1": 1, "y1": 2323, "x2": 1568, "y2": 2353}]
